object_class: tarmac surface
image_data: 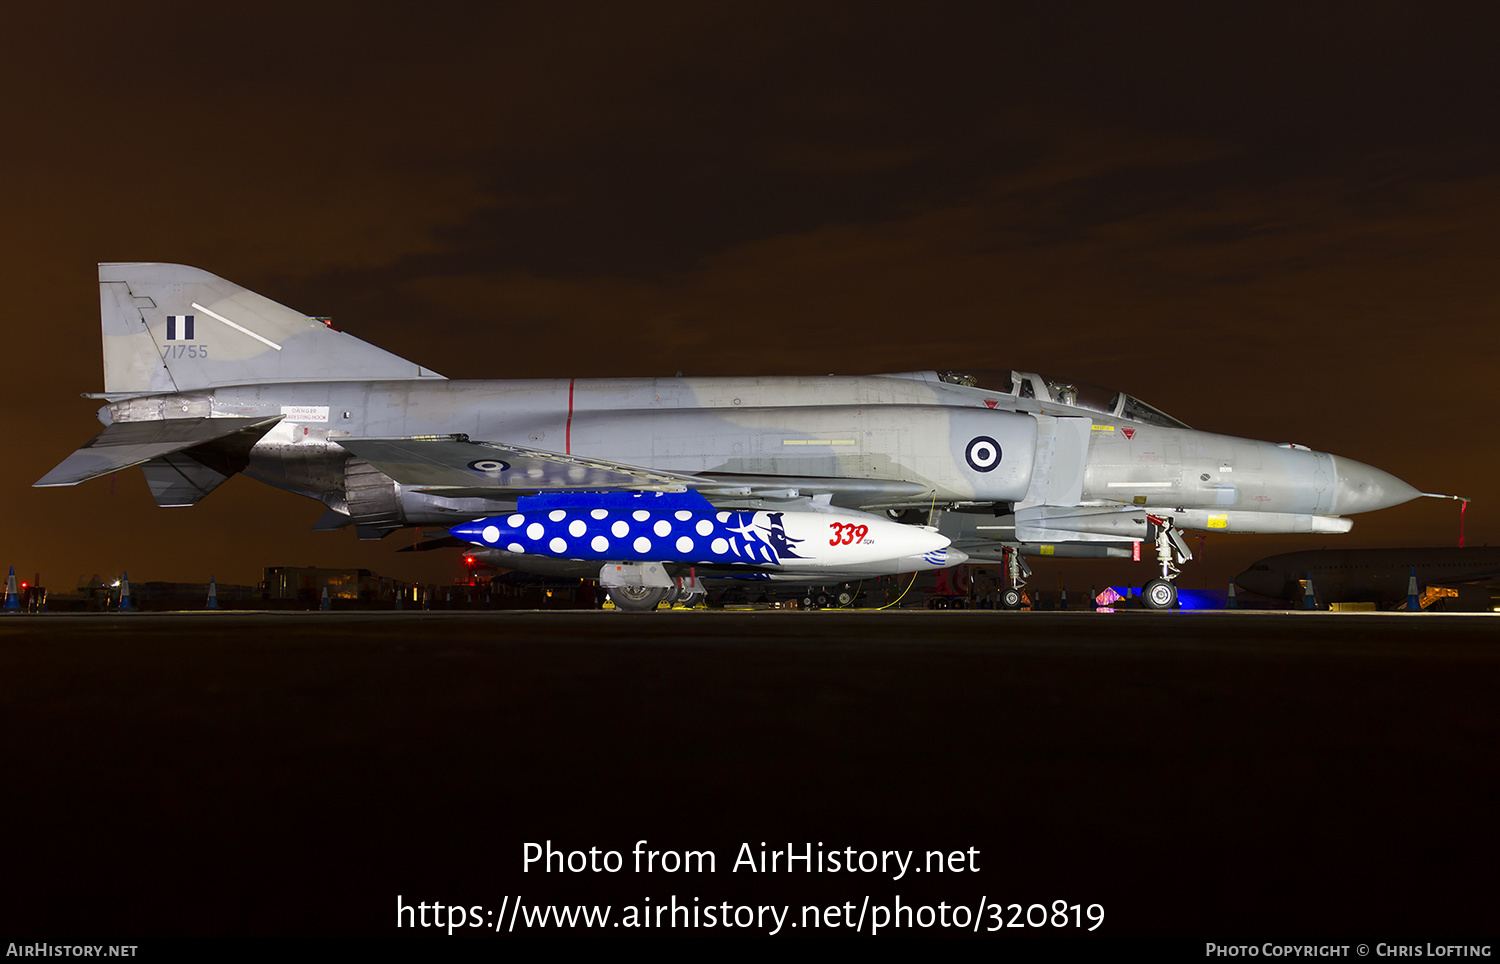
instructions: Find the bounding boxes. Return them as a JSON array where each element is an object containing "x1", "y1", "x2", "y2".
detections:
[{"x1": 0, "y1": 609, "x2": 1495, "y2": 938}]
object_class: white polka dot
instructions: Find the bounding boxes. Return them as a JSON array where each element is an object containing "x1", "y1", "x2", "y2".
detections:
[
  {"x1": 676, "y1": 536, "x2": 693, "y2": 553},
  {"x1": 654, "y1": 519, "x2": 671, "y2": 537},
  {"x1": 591, "y1": 536, "x2": 609, "y2": 552},
  {"x1": 711, "y1": 538, "x2": 728, "y2": 554},
  {"x1": 549, "y1": 509, "x2": 566, "y2": 522},
  {"x1": 634, "y1": 537, "x2": 652, "y2": 553},
  {"x1": 612, "y1": 520, "x2": 630, "y2": 538},
  {"x1": 675, "y1": 510, "x2": 692, "y2": 521},
  {"x1": 591, "y1": 508, "x2": 608, "y2": 519},
  {"x1": 696, "y1": 519, "x2": 713, "y2": 536},
  {"x1": 507, "y1": 514, "x2": 524, "y2": 527},
  {"x1": 716, "y1": 512, "x2": 730, "y2": 523},
  {"x1": 526, "y1": 523, "x2": 544, "y2": 540},
  {"x1": 549, "y1": 537, "x2": 567, "y2": 553},
  {"x1": 569, "y1": 520, "x2": 586, "y2": 537},
  {"x1": 482, "y1": 525, "x2": 500, "y2": 543},
  {"x1": 633, "y1": 510, "x2": 650, "y2": 521},
  {"x1": 507, "y1": 543, "x2": 525, "y2": 553}
]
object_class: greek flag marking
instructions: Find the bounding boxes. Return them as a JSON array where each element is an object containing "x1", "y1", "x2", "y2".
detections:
[{"x1": 166, "y1": 315, "x2": 195, "y2": 340}]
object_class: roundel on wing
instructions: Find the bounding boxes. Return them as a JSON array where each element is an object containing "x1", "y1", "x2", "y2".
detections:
[
  {"x1": 467, "y1": 458, "x2": 511, "y2": 474},
  {"x1": 964, "y1": 436, "x2": 1002, "y2": 473}
]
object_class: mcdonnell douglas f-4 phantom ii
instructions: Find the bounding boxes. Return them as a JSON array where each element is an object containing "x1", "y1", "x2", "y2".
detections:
[{"x1": 37, "y1": 263, "x2": 1436, "y2": 610}]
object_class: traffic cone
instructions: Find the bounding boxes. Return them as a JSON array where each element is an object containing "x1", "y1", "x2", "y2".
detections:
[
  {"x1": 1226, "y1": 580, "x2": 1238, "y2": 609},
  {"x1": 119, "y1": 572, "x2": 135, "y2": 612},
  {"x1": 1407, "y1": 566, "x2": 1420, "y2": 612},
  {"x1": 320, "y1": 585, "x2": 330, "y2": 611},
  {"x1": 1302, "y1": 572, "x2": 1315, "y2": 611},
  {"x1": 206, "y1": 576, "x2": 219, "y2": 610},
  {"x1": 3, "y1": 567, "x2": 18, "y2": 611}
]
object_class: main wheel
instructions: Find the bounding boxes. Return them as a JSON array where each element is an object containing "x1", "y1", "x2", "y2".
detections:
[
  {"x1": 1000, "y1": 587, "x2": 1023, "y2": 610},
  {"x1": 610, "y1": 585, "x2": 666, "y2": 613},
  {"x1": 1142, "y1": 578, "x2": 1178, "y2": 610},
  {"x1": 836, "y1": 587, "x2": 855, "y2": 607}
]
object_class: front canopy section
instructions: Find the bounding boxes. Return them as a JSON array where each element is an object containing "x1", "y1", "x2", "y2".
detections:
[{"x1": 936, "y1": 369, "x2": 1190, "y2": 430}]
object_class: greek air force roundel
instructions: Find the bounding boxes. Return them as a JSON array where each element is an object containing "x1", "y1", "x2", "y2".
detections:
[{"x1": 964, "y1": 436, "x2": 1001, "y2": 473}]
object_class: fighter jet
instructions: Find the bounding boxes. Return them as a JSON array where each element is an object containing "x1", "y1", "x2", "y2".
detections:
[{"x1": 36, "y1": 263, "x2": 1435, "y2": 610}]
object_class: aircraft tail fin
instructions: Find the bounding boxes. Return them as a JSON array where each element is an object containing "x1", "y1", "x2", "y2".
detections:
[{"x1": 98, "y1": 263, "x2": 444, "y2": 395}]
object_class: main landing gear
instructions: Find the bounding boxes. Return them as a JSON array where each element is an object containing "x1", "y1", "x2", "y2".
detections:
[
  {"x1": 609, "y1": 584, "x2": 666, "y2": 613},
  {"x1": 1141, "y1": 515, "x2": 1194, "y2": 610},
  {"x1": 604, "y1": 566, "x2": 706, "y2": 612}
]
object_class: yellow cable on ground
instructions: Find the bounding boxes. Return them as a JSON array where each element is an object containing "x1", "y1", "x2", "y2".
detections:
[{"x1": 875, "y1": 571, "x2": 920, "y2": 611}]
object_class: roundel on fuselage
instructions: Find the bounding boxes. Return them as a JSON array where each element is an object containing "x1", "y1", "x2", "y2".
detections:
[{"x1": 964, "y1": 436, "x2": 1002, "y2": 473}]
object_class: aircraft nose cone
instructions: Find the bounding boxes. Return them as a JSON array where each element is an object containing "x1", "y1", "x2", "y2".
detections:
[{"x1": 1329, "y1": 456, "x2": 1421, "y2": 514}]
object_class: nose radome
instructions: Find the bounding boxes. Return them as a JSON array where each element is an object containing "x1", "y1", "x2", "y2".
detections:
[{"x1": 1329, "y1": 456, "x2": 1421, "y2": 514}]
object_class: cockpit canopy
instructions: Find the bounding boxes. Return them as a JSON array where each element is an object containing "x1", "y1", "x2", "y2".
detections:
[{"x1": 936, "y1": 370, "x2": 1190, "y2": 429}]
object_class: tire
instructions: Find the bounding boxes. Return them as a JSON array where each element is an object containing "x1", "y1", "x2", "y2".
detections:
[
  {"x1": 836, "y1": 589, "x2": 855, "y2": 607},
  {"x1": 610, "y1": 585, "x2": 666, "y2": 613},
  {"x1": 1000, "y1": 588, "x2": 1022, "y2": 610},
  {"x1": 1142, "y1": 578, "x2": 1178, "y2": 610}
]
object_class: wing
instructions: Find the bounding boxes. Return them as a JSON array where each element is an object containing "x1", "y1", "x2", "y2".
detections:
[
  {"x1": 334, "y1": 434, "x2": 931, "y2": 507},
  {"x1": 335, "y1": 435, "x2": 703, "y2": 494}
]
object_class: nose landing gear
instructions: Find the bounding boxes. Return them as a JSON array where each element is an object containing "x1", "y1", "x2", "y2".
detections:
[
  {"x1": 1141, "y1": 515, "x2": 1193, "y2": 610},
  {"x1": 1000, "y1": 547, "x2": 1032, "y2": 610}
]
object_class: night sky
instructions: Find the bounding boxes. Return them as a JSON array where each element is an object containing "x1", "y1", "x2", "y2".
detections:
[{"x1": 6, "y1": 2, "x2": 1495, "y2": 594}]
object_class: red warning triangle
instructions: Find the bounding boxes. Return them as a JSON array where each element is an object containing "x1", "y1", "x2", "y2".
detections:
[
  {"x1": 1121, "y1": 428, "x2": 1136, "y2": 439},
  {"x1": 984, "y1": 399, "x2": 998, "y2": 409}
]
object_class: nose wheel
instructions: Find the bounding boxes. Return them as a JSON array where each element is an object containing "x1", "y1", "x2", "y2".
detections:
[
  {"x1": 1000, "y1": 547, "x2": 1032, "y2": 609},
  {"x1": 1142, "y1": 578, "x2": 1178, "y2": 610}
]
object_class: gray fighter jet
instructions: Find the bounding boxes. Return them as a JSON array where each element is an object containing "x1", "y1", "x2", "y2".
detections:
[{"x1": 37, "y1": 263, "x2": 1435, "y2": 610}]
